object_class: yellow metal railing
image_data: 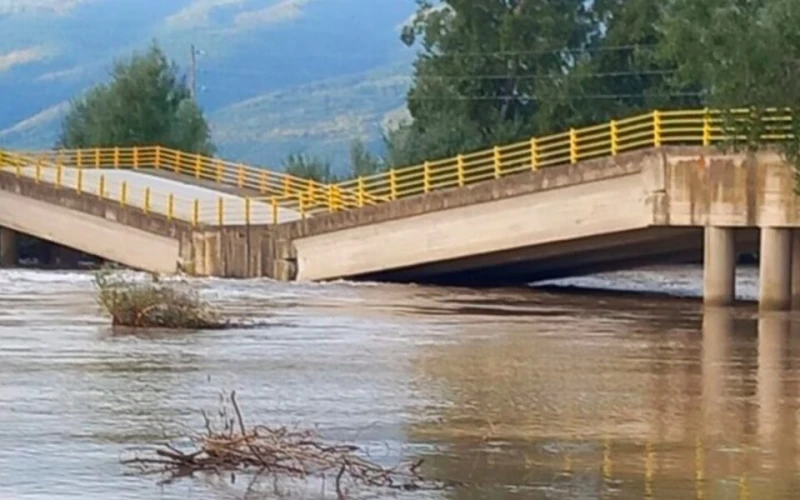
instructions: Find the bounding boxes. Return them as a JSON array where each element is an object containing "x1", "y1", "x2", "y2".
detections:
[
  {"x1": 325, "y1": 108, "x2": 794, "y2": 207},
  {"x1": 17, "y1": 146, "x2": 361, "y2": 203},
  {"x1": 0, "y1": 150, "x2": 319, "y2": 226}
]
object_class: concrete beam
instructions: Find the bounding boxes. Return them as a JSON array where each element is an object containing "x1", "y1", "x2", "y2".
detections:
[
  {"x1": 703, "y1": 226, "x2": 736, "y2": 306},
  {"x1": 0, "y1": 226, "x2": 17, "y2": 267},
  {"x1": 759, "y1": 227, "x2": 792, "y2": 311}
]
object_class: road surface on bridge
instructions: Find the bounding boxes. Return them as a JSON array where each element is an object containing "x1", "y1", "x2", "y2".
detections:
[{"x1": 10, "y1": 166, "x2": 301, "y2": 225}]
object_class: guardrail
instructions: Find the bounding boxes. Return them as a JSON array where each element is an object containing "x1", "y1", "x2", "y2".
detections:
[
  {"x1": 0, "y1": 150, "x2": 338, "y2": 226},
  {"x1": 16, "y1": 145, "x2": 376, "y2": 212},
  {"x1": 330, "y1": 108, "x2": 794, "y2": 203}
]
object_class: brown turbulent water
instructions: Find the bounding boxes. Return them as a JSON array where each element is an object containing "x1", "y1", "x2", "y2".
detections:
[{"x1": 0, "y1": 265, "x2": 798, "y2": 499}]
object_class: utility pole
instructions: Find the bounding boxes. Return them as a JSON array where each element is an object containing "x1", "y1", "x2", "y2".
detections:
[{"x1": 189, "y1": 44, "x2": 197, "y2": 100}]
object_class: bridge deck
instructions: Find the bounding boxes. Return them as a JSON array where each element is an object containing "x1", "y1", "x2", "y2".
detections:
[{"x1": 9, "y1": 166, "x2": 301, "y2": 225}]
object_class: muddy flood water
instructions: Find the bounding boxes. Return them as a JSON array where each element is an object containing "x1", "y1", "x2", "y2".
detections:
[{"x1": 1, "y1": 265, "x2": 800, "y2": 499}]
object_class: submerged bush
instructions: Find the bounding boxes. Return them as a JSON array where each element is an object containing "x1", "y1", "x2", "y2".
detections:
[{"x1": 93, "y1": 267, "x2": 227, "y2": 329}]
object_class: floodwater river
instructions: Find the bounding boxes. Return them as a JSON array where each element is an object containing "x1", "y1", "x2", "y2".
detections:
[{"x1": 1, "y1": 266, "x2": 799, "y2": 499}]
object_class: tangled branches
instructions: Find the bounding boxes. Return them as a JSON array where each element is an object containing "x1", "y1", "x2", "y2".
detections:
[
  {"x1": 122, "y1": 392, "x2": 451, "y2": 498},
  {"x1": 94, "y1": 266, "x2": 228, "y2": 329}
]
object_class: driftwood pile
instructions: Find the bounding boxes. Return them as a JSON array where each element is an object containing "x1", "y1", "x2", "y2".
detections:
[{"x1": 122, "y1": 392, "x2": 451, "y2": 498}]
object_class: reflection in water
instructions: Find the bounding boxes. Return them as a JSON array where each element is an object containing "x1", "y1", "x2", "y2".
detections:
[
  {"x1": 408, "y1": 301, "x2": 800, "y2": 499},
  {"x1": 1, "y1": 266, "x2": 800, "y2": 499}
]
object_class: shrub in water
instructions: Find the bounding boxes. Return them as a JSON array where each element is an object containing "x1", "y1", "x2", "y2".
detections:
[{"x1": 93, "y1": 267, "x2": 227, "y2": 329}]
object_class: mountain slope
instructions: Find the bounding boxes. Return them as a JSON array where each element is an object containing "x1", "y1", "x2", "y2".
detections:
[
  {"x1": 211, "y1": 62, "x2": 412, "y2": 168},
  {"x1": 0, "y1": 0, "x2": 418, "y2": 170}
]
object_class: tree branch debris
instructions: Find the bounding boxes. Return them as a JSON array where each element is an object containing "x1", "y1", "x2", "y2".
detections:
[{"x1": 122, "y1": 391, "x2": 453, "y2": 498}]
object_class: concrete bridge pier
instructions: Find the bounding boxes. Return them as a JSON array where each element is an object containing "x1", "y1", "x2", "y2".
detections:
[
  {"x1": 759, "y1": 228, "x2": 792, "y2": 311},
  {"x1": 703, "y1": 226, "x2": 736, "y2": 306},
  {"x1": 0, "y1": 226, "x2": 17, "y2": 267}
]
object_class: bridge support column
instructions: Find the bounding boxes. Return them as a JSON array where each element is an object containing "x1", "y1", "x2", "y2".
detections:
[
  {"x1": 759, "y1": 227, "x2": 792, "y2": 311},
  {"x1": 792, "y1": 230, "x2": 800, "y2": 309},
  {"x1": 703, "y1": 226, "x2": 736, "y2": 306},
  {"x1": 0, "y1": 227, "x2": 18, "y2": 267}
]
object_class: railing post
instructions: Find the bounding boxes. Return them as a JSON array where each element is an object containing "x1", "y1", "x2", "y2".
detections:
[
  {"x1": 260, "y1": 171, "x2": 268, "y2": 194},
  {"x1": 56, "y1": 164, "x2": 63, "y2": 188},
  {"x1": 299, "y1": 193, "x2": 306, "y2": 220},
  {"x1": 94, "y1": 148, "x2": 100, "y2": 168},
  {"x1": 77, "y1": 169, "x2": 84, "y2": 193},
  {"x1": 133, "y1": 147, "x2": 139, "y2": 169},
  {"x1": 283, "y1": 177, "x2": 291, "y2": 197},
  {"x1": 530, "y1": 138, "x2": 539, "y2": 170},
  {"x1": 653, "y1": 110, "x2": 662, "y2": 147},
  {"x1": 334, "y1": 186, "x2": 342, "y2": 210},
  {"x1": 167, "y1": 193, "x2": 174, "y2": 221},
  {"x1": 389, "y1": 169, "x2": 398, "y2": 199},
  {"x1": 154, "y1": 146, "x2": 161, "y2": 169},
  {"x1": 172, "y1": 151, "x2": 183, "y2": 174},
  {"x1": 76, "y1": 150, "x2": 83, "y2": 169},
  {"x1": 217, "y1": 196, "x2": 224, "y2": 226},
  {"x1": 174, "y1": 150, "x2": 181, "y2": 174},
  {"x1": 237, "y1": 166, "x2": 245, "y2": 188},
  {"x1": 98, "y1": 174, "x2": 105, "y2": 199},
  {"x1": 493, "y1": 146, "x2": 502, "y2": 178},
  {"x1": 456, "y1": 155, "x2": 465, "y2": 186},
  {"x1": 192, "y1": 199, "x2": 199, "y2": 227},
  {"x1": 271, "y1": 197, "x2": 278, "y2": 224},
  {"x1": 113, "y1": 147, "x2": 119, "y2": 169},
  {"x1": 702, "y1": 107, "x2": 712, "y2": 146},
  {"x1": 610, "y1": 120, "x2": 619, "y2": 156},
  {"x1": 357, "y1": 177, "x2": 365, "y2": 207},
  {"x1": 245, "y1": 197, "x2": 251, "y2": 225},
  {"x1": 216, "y1": 161, "x2": 223, "y2": 183},
  {"x1": 423, "y1": 161, "x2": 431, "y2": 193},
  {"x1": 120, "y1": 181, "x2": 128, "y2": 206},
  {"x1": 194, "y1": 155, "x2": 201, "y2": 178},
  {"x1": 327, "y1": 184, "x2": 335, "y2": 212},
  {"x1": 144, "y1": 187, "x2": 151, "y2": 214},
  {"x1": 307, "y1": 180, "x2": 315, "y2": 208},
  {"x1": 569, "y1": 128, "x2": 578, "y2": 164},
  {"x1": 35, "y1": 161, "x2": 41, "y2": 183},
  {"x1": 14, "y1": 158, "x2": 20, "y2": 177}
]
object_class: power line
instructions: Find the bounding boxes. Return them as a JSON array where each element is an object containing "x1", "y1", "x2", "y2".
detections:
[
  {"x1": 408, "y1": 91, "x2": 705, "y2": 101},
  {"x1": 218, "y1": 41, "x2": 660, "y2": 59},
  {"x1": 410, "y1": 43, "x2": 661, "y2": 58},
  {"x1": 197, "y1": 68, "x2": 677, "y2": 80},
  {"x1": 189, "y1": 43, "x2": 665, "y2": 73}
]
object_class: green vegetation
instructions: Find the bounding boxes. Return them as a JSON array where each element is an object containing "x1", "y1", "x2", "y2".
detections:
[
  {"x1": 59, "y1": 43, "x2": 215, "y2": 155},
  {"x1": 384, "y1": 0, "x2": 800, "y2": 175},
  {"x1": 283, "y1": 152, "x2": 336, "y2": 182},
  {"x1": 94, "y1": 267, "x2": 227, "y2": 329},
  {"x1": 284, "y1": 138, "x2": 385, "y2": 182}
]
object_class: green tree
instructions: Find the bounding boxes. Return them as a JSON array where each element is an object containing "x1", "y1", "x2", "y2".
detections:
[
  {"x1": 572, "y1": 0, "x2": 702, "y2": 123},
  {"x1": 390, "y1": 0, "x2": 593, "y2": 166},
  {"x1": 283, "y1": 153, "x2": 336, "y2": 182},
  {"x1": 387, "y1": 0, "x2": 703, "y2": 167},
  {"x1": 59, "y1": 43, "x2": 214, "y2": 155},
  {"x1": 348, "y1": 138, "x2": 385, "y2": 178},
  {"x1": 658, "y1": 0, "x2": 800, "y2": 174}
]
